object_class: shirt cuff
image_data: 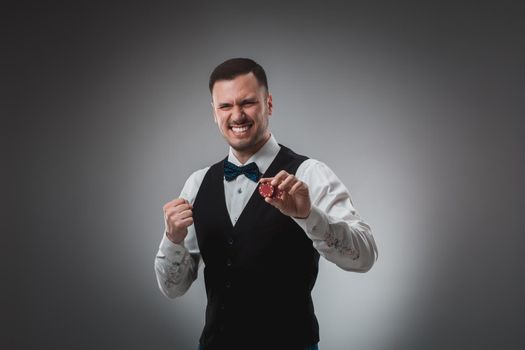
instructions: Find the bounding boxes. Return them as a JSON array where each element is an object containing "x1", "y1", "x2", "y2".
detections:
[
  {"x1": 292, "y1": 205, "x2": 329, "y2": 241},
  {"x1": 158, "y1": 233, "x2": 187, "y2": 264}
]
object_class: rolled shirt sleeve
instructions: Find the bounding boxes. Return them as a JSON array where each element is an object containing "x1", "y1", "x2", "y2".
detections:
[
  {"x1": 154, "y1": 167, "x2": 208, "y2": 298},
  {"x1": 293, "y1": 159, "x2": 378, "y2": 272}
]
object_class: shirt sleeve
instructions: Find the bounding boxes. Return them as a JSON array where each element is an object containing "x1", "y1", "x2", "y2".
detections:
[
  {"x1": 292, "y1": 159, "x2": 378, "y2": 272},
  {"x1": 154, "y1": 167, "x2": 208, "y2": 298}
]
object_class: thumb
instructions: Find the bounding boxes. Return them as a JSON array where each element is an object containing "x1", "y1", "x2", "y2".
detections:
[{"x1": 265, "y1": 196, "x2": 284, "y2": 210}]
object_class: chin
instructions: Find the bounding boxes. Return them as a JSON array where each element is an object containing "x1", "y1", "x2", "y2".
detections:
[
  {"x1": 228, "y1": 139, "x2": 253, "y2": 151},
  {"x1": 223, "y1": 129, "x2": 268, "y2": 153}
]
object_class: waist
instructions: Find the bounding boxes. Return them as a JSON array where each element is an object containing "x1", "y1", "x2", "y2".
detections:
[{"x1": 198, "y1": 342, "x2": 319, "y2": 350}]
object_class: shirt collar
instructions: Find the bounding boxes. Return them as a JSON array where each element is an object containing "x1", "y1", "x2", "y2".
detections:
[{"x1": 228, "y1": 133, "x2": 280, "y2": 175}]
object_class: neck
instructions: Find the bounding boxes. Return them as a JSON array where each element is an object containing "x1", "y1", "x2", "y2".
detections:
[{"x1": 233, "y1": 133, "x2": 271, "y2": 164}]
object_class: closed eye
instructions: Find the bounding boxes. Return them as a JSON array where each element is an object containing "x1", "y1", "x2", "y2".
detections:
[
  {"x1": 241, "y1": 99, "x2": 257, "y2": 106},
  {"x1": 216, "y1": 99, "x2": 257, "y2": 110}
]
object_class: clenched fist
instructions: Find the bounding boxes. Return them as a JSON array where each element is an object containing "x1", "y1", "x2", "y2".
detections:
[{"x1": 163, "y1": 198, "x2": 193, "y2": 244}]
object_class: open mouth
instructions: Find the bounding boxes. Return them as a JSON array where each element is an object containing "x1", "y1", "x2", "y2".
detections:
[{"x1": 230, "y1": 124, "x2": 253, "y2": 136}]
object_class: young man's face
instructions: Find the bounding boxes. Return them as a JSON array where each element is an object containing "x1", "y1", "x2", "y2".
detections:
[{"x1": 211, "y1": 72, "x2": 273, "y2": 157}]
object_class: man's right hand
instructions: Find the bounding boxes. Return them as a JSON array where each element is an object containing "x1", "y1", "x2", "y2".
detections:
[{"x1": 163, "y1": 198, "x2": 193, "y2": 244}]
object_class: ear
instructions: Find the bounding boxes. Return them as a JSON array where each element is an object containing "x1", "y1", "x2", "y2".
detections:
[
  {"x1": 267, "y1": 93, "x2": 273, "y2": 116},
  {"x1": 211, "y1": 101, "x2": 218, "y2": 123}
]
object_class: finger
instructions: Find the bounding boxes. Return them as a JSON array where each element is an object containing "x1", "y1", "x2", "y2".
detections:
[
  {"x1": 163, "y1": 198, "x2": 186, "y2": 210},
  {"x1": 288, "y1": 181, "x2": 306, "y2": 196},
  {"x1": 182, "y1": 217, "x2": 194, "y2": 226},
  {"x1": 264, "y1": 196, "x2": 284, "y2": 210},
  {"x1": 180, "y1": 202, "x2": 192, "y2": 209},
  {"x1": 278, "y1": 175, "x2": 297, "y2": 192},
  {"x1": 271, "y1": 170, "x2": 290, "y2": 186},
  {"x1": 177, "y1": 209, "x2": 193, "y2": 220},
  {"x1": 166, "y1": 204, "x2": 191, "y2": 217},
  {"x1": 177, "y1": 198, "x2": 191, "y2": 208},
  {"x1": 176, "y1": 202, "x2": 193, "y2": 211},
  {"x1": 174, "y1": 198, "x2": 188, "y2": 206},
  {"x1": 169, "y1": 203, "x2": 192, "y2": 213},
  {"x1": 176, "y1": 217, "x2": 194, "y2": 228}
]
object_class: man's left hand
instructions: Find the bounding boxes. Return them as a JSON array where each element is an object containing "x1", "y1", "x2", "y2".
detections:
[{"x1": 259, "y1": 170, "x2": 311, "y2": 219}]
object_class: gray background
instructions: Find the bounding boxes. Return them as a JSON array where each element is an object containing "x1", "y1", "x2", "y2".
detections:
[{"x1": 4, "y1": 1, "x2": 524, "y2": 349}]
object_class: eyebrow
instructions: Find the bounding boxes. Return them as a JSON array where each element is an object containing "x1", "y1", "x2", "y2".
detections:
[
  {"x1": 240, "y1": 98, "x2": 258, "y2": 103},
  {"x1": 216, "y1": 97, "x2": 258, "y2": 107}
]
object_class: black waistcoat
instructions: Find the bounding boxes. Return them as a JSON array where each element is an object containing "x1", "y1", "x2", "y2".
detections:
[{"x1": 192, "y1": 144, "x2": 320, "y2": 350}]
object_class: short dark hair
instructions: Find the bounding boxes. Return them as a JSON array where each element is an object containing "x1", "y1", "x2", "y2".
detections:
[{"x1": 209, "y1": 58, "x2": 268, "y2": 94}]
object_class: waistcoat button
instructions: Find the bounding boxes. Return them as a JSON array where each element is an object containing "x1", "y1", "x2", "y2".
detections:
[{"x1": 227, "y1": 237, "x2": 234, "y2": 245}]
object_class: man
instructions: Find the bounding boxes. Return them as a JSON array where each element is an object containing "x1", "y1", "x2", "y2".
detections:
[{"x1": 155, "y1": 58, "x2": 378, "y2": 350}]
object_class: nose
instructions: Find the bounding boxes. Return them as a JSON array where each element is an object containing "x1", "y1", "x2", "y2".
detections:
[{"x1": 231, "y1": 104, "x2": 246, "y2": 121}]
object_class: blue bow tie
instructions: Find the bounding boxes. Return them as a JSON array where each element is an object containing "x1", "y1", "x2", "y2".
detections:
[{"x1": 223, "y1": 159, "x2": 262, "y2": 182}]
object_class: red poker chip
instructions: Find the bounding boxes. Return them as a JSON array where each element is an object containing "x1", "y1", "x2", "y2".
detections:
[
  {"x1": 258, "y1": 182, "x2": 284, "y2": 199},
  {"x1": 258, "y1": 182, "x2": 274, "y2": 198}
]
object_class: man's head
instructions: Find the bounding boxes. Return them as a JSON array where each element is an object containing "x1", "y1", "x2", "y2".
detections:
[
  {"x1": 209, "y1": 58, "x2": 268, "y2": 94},
  {"x1": 209, "y1": 58, "x2": 273, "y2": 162}
]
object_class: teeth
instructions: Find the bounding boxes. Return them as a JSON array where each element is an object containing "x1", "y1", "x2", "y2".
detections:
[{"x1": 232, "y1": 125, "x2": 250, "y2": 133}]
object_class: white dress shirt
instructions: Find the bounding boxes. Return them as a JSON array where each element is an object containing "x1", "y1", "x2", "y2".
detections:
[{"x1": 155, "y1": 134, "x2": 378, "y2": 298}]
